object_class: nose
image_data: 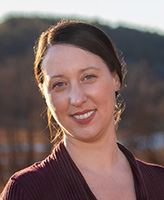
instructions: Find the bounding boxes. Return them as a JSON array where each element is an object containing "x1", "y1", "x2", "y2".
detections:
[{"x1": 69, "y1": 84, "x2": 87, "y2": 107}]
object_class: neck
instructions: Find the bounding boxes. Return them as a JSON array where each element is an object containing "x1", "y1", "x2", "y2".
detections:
[{"x1": 64, "y1": 129, "x2": 122, "y2": 173}]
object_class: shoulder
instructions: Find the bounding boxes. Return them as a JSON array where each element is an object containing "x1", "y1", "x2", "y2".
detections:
[
  {"x1": 1, "y1": 150, "x2": 60, "y2": 200},
  {"x1": 137, "y1": 159, "x2": 164, "y2": 194},
  {"x1": 0, "y1": 177, "x2": 28, "y2": 200},
  {"x1": 118, "y1": 142, "x2": 164, "y2": 178},
  {"x1": 117, "y1": 143, "x2": 164, "y2": 198},
  {"x1": 136, "y1": 158, "x2": 164, "y2": 178},
  {"x1": 0, "y1": 163, "x2": 39, "y2": 199},
  {"x1": 136, "y1": 159, "x2": 164, "y2": 198}
]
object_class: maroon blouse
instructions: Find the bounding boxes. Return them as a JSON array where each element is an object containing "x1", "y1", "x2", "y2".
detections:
[{"x1": 1, "y1": 142, "x2": 164, "y2": 200}]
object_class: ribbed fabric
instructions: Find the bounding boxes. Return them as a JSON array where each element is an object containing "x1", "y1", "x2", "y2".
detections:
[{"x1": 1, "y1": 142, "x2": 164, "y2": 200}]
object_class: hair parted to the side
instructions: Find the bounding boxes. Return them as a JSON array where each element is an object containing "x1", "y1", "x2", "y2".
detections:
[{"x1": 34, "y1": 19, "x2": 126, "y2": 146}]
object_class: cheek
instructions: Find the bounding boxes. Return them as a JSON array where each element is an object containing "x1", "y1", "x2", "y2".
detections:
[
  {"x1": 43, "y1": 87, "x2": 63, "y2": 117},
  {"x1": 94, "y1": 81, "x2": 115, "y2": 98},
  {"x1": 95, "y1": 82, "x2": 116, "y2": 108},
  {"x1": 43, "y1": 82, "x2": 68, "y2": 122},
  {"x1": 49, "y1": 93, "x2": 68, "y2": 117}
]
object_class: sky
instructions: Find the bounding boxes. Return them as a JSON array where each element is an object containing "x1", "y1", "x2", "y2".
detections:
[{"x1": 1, "y1": 0, "x2": 164, "y2": 35}]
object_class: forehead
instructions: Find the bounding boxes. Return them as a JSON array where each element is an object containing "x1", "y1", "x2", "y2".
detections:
[
  {"x1": 43, "y1": 44, "x2": 96, "y2": 63},
  {"x1": 41, "y1": 44, "x2": 107, "y2": 75}
]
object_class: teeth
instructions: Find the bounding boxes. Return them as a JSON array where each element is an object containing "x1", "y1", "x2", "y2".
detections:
[{"x1": 73, "y1": 110, "x2": 95, "y2": 119}]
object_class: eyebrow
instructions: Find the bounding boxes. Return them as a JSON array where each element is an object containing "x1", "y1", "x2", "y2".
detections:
[
  {"x1": 50, "y1": 74, "x2": 64, "y2": 79},
  {"x1": 80, "y1": 66, "x2": 100, "y2": 72},
  {"x1": 49, "y1": 66, "x2": 100, "y2": 79}
]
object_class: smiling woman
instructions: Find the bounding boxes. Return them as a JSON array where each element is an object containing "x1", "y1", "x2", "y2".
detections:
[
  {"x1": 35, "y1": 20, "x2": 125, "y2": 146},
  {"x1": 41, "y1": 44, "x2": 120, "y2": 144},
  {"x1": 1, "y1": 20, "x2": 164, "y2": 200}
]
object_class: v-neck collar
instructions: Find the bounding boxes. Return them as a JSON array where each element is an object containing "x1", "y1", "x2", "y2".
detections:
[
  {"x1": 117, "y1": 143, "x2": 149, "y2": 200},
  {"x1": 58, "y1": 142, "x2": 149, "y2": 200}
]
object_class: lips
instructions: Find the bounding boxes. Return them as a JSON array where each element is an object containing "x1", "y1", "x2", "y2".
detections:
[
  {"x1": 71, "y1": 109, "x2": 96, "y2": 125},
  {"x1": 73, "y1": 110, "x2": 95, "y2": 119}
]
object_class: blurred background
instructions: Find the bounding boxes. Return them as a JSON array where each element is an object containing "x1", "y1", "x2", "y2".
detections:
[{"x1": 0, "y1": 0, "x2": 164, "y2": 192}]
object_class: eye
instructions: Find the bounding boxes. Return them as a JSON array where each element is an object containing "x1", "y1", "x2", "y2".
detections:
[
  {"x1": 52, "y1": 81, "x2": 66, "y2": 89},
  {"x1": 83, "y1": 74, "x2": 97, "y2": 81}
]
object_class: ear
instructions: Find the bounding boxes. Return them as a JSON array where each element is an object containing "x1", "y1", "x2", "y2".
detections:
[{"x1": 113, "y1": 71, "x2": 121, "y2": 92}]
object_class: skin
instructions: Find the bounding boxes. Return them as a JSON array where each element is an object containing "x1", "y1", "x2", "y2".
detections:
[
  {"x1": 42, "y1": 44, "x2": 120, "y2": 142},
  {"x1": 42, "y1": 44, "x2": 136, "y2": 200}
]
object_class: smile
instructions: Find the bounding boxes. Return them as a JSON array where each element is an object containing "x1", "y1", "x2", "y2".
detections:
[{"x1": 73, "y1": 110, "x2": 95, "y2": 120}]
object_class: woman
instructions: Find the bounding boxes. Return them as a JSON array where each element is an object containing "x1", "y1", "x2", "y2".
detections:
[{"x1": 1, "y1": 20, "x2": 164, "y2": 200}]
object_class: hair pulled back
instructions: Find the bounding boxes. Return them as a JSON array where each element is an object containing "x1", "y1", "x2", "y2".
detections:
[{"x1": 34, "y1": 20, "x2": 125, "y2": 145}]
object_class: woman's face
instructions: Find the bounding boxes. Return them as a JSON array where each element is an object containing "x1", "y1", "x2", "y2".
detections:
[{"x1": 42, "y1": 44, "x2": 120, "y2": 143}]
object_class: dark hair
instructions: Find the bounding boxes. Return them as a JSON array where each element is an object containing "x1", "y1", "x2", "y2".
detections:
[{"x1": 34, "y1": 20, "x2": 125, "y2": 145}]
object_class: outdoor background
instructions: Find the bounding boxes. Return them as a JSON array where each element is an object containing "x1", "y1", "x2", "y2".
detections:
[{"x1": 0, "y1": 0, "x2": 164, "y2": 193}]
